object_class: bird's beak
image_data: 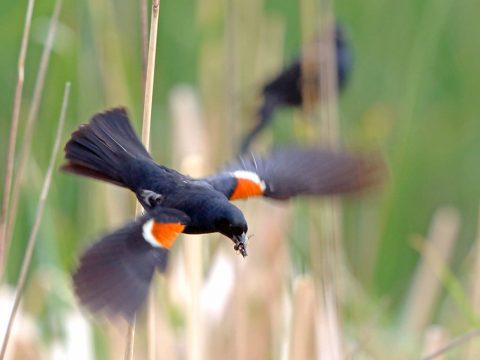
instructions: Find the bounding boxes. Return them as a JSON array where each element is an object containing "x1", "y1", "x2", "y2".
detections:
[{"x1": 233, "y1": 233, "x2": 248, "y2": 257}]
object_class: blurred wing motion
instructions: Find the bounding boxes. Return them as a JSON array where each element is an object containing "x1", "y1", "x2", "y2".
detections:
[
  {"x1": 203, "y1": 148, "x2": 384, "y2": 201},
  {"x1": 240, "y1": 24, "x2": 352, "y2": 154},
  {"x1": 73, "y1": 207, "x2": 189, "y2": 321}
]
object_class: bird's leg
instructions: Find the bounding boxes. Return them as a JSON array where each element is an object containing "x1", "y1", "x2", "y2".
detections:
[{"x1": 139, "y1": 189, "x2": 163, "y2": 208}]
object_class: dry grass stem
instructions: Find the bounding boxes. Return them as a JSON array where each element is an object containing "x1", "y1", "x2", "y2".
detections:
[
  {"x1": 0, "y1": 0, "x2": 36, "y2": 278},
  {"x1": 315, "y1": 283, "x2": 343, "y2": 360},
  {"x1": 139, "y1": 1, "x2": 153, "y2": 359},
  {"x1": 124, "y1": 316, "x2": 136, "y2": 360},
  {"x1": 466, "y1": 204, "x2": 480, "y2": 359},
  {"x1": 224, "y1": 0, "x2": 236, "y2": 153},
  {"x1": 401, "y1": 207, "x2": 460, "y2": 334},
  {"x1": 301, "y1": 0, "x2": 343, "y2": 357},
  {"x1": 3, "y1": 0, "x2": 63, "y2": 269},
  {"x1": 299, "y1": 0, "x2": 318, "y2": 119},
  {"x1": 317, "y1": 15, "x2": 339, "y2": 145},
  {"x1": 140, "y1": 0, "x2": 148, "y2": 90},
  {"x1": 0, "y1": 82, "x2": 70, "y2": 360},
  {"x1": 421, "y1": 326, "x2": 448, "y2": 359},
  {"x1": 290, "y1": 276, "x2": 316, "y2": 360},
  {"x1": 140, "y1": 0, "x2": 160, "y2": 152},
  {"x1": 146, "y1": 287, "x2": 156, "y2": 360},
  {"x1": 422, "y1": 329, "x2": 480, "y2": 360},
  {"x1": 129, "y1": 1, "x2": 160, "y2": 358}
]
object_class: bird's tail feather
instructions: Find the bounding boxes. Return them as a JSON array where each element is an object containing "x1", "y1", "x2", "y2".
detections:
[{"x1": 62, "y1": 108, "x2": 150, "y2": 188}]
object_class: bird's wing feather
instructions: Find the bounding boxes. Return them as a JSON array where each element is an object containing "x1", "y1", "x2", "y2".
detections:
[
  {"x1": 73, "y1": 207, "x2": 189, "y2": 321},
  {"x1": 202, "y1": 147, "x2": 384, "y2": 201}
]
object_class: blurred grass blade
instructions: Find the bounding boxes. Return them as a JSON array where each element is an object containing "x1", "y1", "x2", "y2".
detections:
[
  {"x1": 467, "y1": 205, "x2": 480, "y2": 358},
  {"x1": 315, "y1": 282, "x2": 343, "y2": 360},
  {"x1": 317, "y1": 17, "x2": 338, "y2": 146},
  {"x1": 3, "y1": 0, "x2": 63, "y2": 268},
  {"x1": 171, "y1": 86, "x2": 208, "y2": 360},
  {"x1": 422, "y1": 329, "x2": 480, "y2": 360},
  {"x1": 124, "y1": 317, "x2": 136, "y2": 360},
  {"x1": 401, "y1": 207, "x2": 460, "y2": 334},
  {"x1": 421, "y1": 326, "x2": 447, "y2": 359},
  {"x1": 224, "y1": 0, "x2": 237, "y2": 154},
  {"x1": 140, "y1": 0, "x2": 148, "y2": 91},
  {"x1": 302, "y1": 0, "x2": 344, "y2": 355},
  {"x1": 290, "y1": 275, "x2": 315, "y2": 360},
  {"x1": 0, "y1": 82, "x2": 70, "y2": 360},
  {"x1": 0, "y1": 0, "x2": 36, "y2": 278}
]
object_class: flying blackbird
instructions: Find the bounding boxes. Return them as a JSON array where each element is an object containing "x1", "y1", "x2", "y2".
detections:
[
  {"x1": 62, "y1": 107, "x2": 381, "y2": 321},
  {"x1": 240, "y1": 25, "x2": 352, "y2": 153}
]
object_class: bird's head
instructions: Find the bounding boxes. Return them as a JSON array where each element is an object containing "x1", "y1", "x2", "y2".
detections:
[{"x1": 216, "y1": 205, "x2": 249, "y2": 257}]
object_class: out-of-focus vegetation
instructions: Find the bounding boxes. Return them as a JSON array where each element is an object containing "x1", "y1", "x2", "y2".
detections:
[{"x1": 1, "y1": 0, "x2": 480, "y2": 358}]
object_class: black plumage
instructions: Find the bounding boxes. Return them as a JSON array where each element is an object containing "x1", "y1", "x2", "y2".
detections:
[
  {"x1": 73, "y1": 209, "x2": 187, "y2": 321},
  {"x1": 240, "y1": 25, "x2": 352, "y2": 153},
  {"x1": 63, "y1": 107, "x2": 382, "y2": 321}
]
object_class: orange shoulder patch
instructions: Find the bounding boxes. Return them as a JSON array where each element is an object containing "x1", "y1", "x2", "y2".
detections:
[
  {"x1": 143, "y1": 220, "x2": 185, "y2": 249},
  {"x1": 229, "y1": 171, "x2": 266, "y2": 200}
]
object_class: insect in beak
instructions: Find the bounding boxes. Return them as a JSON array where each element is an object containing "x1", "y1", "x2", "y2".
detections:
[{"x1": 232, "y1": 232, "x2": 248, "y2": 257}]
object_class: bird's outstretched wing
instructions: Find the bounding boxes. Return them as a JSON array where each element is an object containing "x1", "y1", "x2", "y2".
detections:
[
  {"x1": 73, "y1": 207, "x2": 189, "y2": 321},
  {"x1": 202, "y1": 147, "x2": 384, "y2": 201}
]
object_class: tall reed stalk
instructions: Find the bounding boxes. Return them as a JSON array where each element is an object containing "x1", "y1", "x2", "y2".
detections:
[
  {"x1": 224, "y1": 0, "x2": 237, "y2": 154},
  {"x1": 300, "y1": 0, "x2": 343, "y2": 357},
  {"x1": 126, "y1": 1, "x2": 160, "y2": 359},
  {"x1": 3, "y1": 0, "x2": 63, "y2": 274},
  {"x1": 0, "y1": 0, "x2": 36, "y2": 279},
  {"x1": 401, "y1": 207, "x2": 460, "y2": 334},
  {"x1": 0, "y1": 82, "x2": 70, "y2": 360},
  {"x1": 140, "y1": 0, "x2": 148, "y2": 91},
  {"x1": 467, "y1": 205, "x2": 480, "y2": 359}
]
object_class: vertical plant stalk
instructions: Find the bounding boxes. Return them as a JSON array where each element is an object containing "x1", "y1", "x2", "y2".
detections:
[
  {"x1": 124, "y1": 317, "x2": 136, "y2": 360},
  {"x1": 315, "y1": 19, "x2": 344, "y2": 359},
  {"x1": 401, "y1": 207, "x2": 459, "y2": 334},
  {"x1": 224, "y1": 0, "x2": 236, "y2": 154},
  {"x1": 146, "y1": 287, "x2": 156, "y2": 360},
  {"x1": 170, "y1": 87, "x2": 207, "y2": 360},
  {"x1": 290, "y1": 276, "x2": 316, "y2": 360},
  {"x1": 300, "y1": 0, "x2": 343, "y2": 356},
  {"x1": 140, "y1": 0, "x2": 160, "y2": 153},
  {"x1": 420, "y1": 326, "x2": 447, "y2": 359},
  {"x1": 467, "y1": 205, "x2": 480, "y2": 359},
  {"x1": 140, "y1": 0, "x2": 148, "y2": 91},
  {"x1": 140, "y1": 1, "x2": 154, "y2": 359},
  {"x1": 317, "y1": 14, "x2": 339, "y2": 146},
  {"x1": 3, "y1": 0, "x2": 63, "y2": 273},
  {"x1": 127, "y1": 1, "x2": 160, "y2": 359},
  {"x1": 0, "y1": 82, "x2": 70, "y2": 360},
  {"x1": 0, "y1": 0, "x2": 36, "y2": 278}
]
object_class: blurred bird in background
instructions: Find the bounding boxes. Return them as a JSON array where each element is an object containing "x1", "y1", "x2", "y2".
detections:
[
  {"x1": 62, "y1": 108, "x2": 381, "y2": 321},
  {"x1": 240, "y1": 24, "x2": 352, "y2": 153}
]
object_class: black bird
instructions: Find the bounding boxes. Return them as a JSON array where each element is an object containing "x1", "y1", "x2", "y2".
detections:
[
  {"x1": 240, "y1": 25, "x2": 352, "y2": 153},
  {"x1": 63, "y1": 108, "x2": 381, "y2": 321}
]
